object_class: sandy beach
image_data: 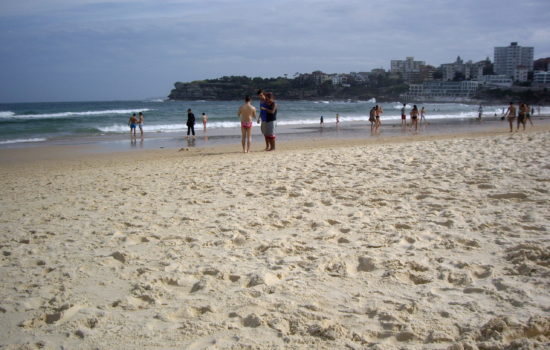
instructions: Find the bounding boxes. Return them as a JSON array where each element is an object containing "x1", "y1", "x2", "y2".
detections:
[{"x1": 1, "y1": 125, "x2": 549, "y2": 349}]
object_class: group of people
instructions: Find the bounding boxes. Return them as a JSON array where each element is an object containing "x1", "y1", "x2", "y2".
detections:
[
  {"x1": 127, "y1": 112, "x2": 144, "y2": 137},
  {"x1": 181, "y1": 90, "x2": 278, "y2": 153},
  {"x1": 184, "y1": 110, "x2": 209, "y2": 137},
  {"x1": 400, "y1": 104, "x2": 426, "y2": 131},
  {"x1": 503, "y1": 102, "x2": 535, "y2": 132},
  {"x1": 368, "y1": 105, "x2": 384, "y2": 133},
  {"x1": 237, "y1": 89, "x2": 278, "y2": 153}
]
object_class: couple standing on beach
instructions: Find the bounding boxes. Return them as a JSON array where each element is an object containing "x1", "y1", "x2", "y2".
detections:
[
  {"x1": 369, "y1": 105, "x2": 383, "y2": 133},
  {"x1": 504, "y1": 102, "x2": 534, "y2": 132},
  {"x1": 128, "y1": 112, "x2": 144, "y2": 136},
  {"x1": 237, "y1": 90, "x2": 277, "y2": 153}
]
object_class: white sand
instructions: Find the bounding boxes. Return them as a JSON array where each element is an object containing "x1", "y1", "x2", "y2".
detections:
[{"x1": 1, "y1": 128, "x2": 549, "y2": 349}]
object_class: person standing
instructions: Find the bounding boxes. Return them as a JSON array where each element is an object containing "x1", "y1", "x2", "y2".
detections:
[
  {"x1": 336, "y1": 113, "x2": 340, "y2": 124},
  {"x1": 410, "y1": 105, "x2": 419, "y2": 132},
  {"x1": 478, "y1": 104, "x2": 483, "y2": 120},
  {"x1": 262, "y1": 92, "x2": 277, "y2": 151},
  {"x1": 186, "y1": 108, "x2": 196, "y2": 138},
  {"x1": 320, "y1": 115, "x2": 324, "y2": 127},
  {"x1": 202, "y1": 113, "x2": 208, "y2": 131},
  {"x1": 138, "y1": 112, "x2": 144, "y2": 136},
  {"x1": 369, "y1": 106, "x2": 376, "y2": 132},
  {"x1": 374, "y1": 105, "x2": 383, "y2": 133},
  {"x1": 505, "y1": 102, "x2": 516, "y2": 132},
  {"x1": 257, "y1": 89, "x2": 270, "y2": 151},
  {"x1": 518, "y1": 103, "x2": 527, "y2": 131},
  {"x1": 525, "y1": 103, "x2": 534, "y2": 126},
  {"x1": 237, "y1": 95, "x2": 257, "y2": 153},
  {"x1": 400, "y1": 103, "x2": 406, "y2": 127},
  {"x1": 128, "y1": 113, "x2": 138, "y2": 137}
]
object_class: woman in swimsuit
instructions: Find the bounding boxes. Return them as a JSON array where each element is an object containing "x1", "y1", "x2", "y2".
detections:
[{"x1": 410, "y1": 105, "x2": 419, "y2": 132}]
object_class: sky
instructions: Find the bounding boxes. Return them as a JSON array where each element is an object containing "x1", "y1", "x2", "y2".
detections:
[{"x1": 1, "y1": 0, "x2": 549, "y2": 103}]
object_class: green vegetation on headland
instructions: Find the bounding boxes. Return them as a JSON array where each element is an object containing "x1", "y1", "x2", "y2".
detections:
[
  {"x1": 168, "y1": 72, "x2": 550, "y2": 104},
  {"x1": 168, "y1": 72, "x2": 408, "y2": 101}
]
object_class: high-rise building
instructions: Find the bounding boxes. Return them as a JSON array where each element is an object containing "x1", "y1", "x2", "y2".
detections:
[
  {"x1": 390, "y1": 57, "x2": 426, "y2": 83},
  {"x1": 494, "y1": 42, "x2": 534, "y2": 79}
]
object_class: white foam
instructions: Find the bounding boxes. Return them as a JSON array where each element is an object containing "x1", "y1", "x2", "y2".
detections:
[
  {"x1": 0, "y1": 111, "x2": 16, "y2": 118},
  {"x1": 0, "y1": 138, "x2": 47, "y2": 145},
  {"x1": 1, "y1": 109, "x2": 153, "y2": 120}
]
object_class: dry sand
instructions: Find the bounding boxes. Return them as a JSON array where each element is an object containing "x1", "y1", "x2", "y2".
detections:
[{"x1": 1, "y1": 126, "x2": 549, "y2": 349}]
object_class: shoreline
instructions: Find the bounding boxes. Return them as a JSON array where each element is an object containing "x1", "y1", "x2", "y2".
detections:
[{"x1": 1, "y1": 116, "x2": 549, "y2": 167}]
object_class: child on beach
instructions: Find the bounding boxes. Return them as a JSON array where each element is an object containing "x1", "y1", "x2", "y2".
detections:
[
  {"x1": 128, "y1": 113, "x2": 138, "y2": 136},
  {"x1": 202, "y1": 113, "x2": 208, "y2": 131},
  {"x1": 237, "y1": 95, "x2": 257, "y2": 153}
]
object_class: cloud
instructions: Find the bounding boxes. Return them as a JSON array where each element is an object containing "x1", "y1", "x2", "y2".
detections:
[{"x1": 1, "y1": 0, "x2": 549, "y2": 102}]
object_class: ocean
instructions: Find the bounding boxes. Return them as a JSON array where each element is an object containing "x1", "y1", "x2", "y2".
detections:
[{"x1": 0, "y1": 99, "x2": 546, "y2": 148}]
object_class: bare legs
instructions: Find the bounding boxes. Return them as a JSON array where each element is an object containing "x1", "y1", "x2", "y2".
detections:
[{"x1": 241, "y1": 127, "x2": 252, "y2": 153}]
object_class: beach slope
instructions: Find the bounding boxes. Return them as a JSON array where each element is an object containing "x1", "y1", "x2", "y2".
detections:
[{"x1": 1, "y1": 129, "x2": 549, "y2": 349}]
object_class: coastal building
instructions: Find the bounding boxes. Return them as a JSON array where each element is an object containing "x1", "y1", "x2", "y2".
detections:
[
  {"x1": 390, "y1": 57, "x2": 426, "y2": 83},
  {"x1": 477, "y1": 75, "x2": 513, "y2": 88},
  {"x1": 441, "y1": 56, "x2": 484, "y2": 81},
  {"x1": 514, "y1": 65, "x2": 529, "y2": 83},
  {"x1": 533, "y1": 71, "x2": 550, "y2": 87},
  {"x1": 494, "y1": 42, "x2": 534, "y2": 80},
  {"x1": 405, "y1": 81, "x2": 481, "y2": 100}
]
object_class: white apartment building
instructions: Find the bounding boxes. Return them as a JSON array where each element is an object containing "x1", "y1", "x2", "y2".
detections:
[
  {"x1": 441, "y1": 56, "x2": 484, "y2": 81},
  {"x1": 390, "y1": 57, "x2": 425, "y2": 73},
  {"x1": 494, "y1": 42, "x2": 534, "y2": 79}
]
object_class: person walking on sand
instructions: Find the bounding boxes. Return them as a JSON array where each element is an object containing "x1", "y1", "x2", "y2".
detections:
[
  {"x1": 186, "y1": 108, "x2": 196, "y2": 138},
  {"x1": 410, "y1": 105, "x2": 419, "y2": 132},
  {"x1": 257, "y1": 89, "x2": 270, "y2": 151},
  {"x1": 138, "y1": 112, "x2": 144, "y2": 136},
  {"x1": 261, "y1": 92, "x2": 277, "y2": 151},
  {"x1": 400, "y1": 103, "x2": 406, "y2": 127},
  {"x1": 128, "y1": 113, "x2": 138, "y2": 136},
  {"x1": 478, "y1": 104, "x2": 483, "y2": 120},
  {"x1": 518, "y1": 103, "x2": 527, "y2": 131},
  {"x1": 374, "y1": 105, "x2": 382, "y2": 133},
  {"x1": 505, "y1": 102, "x2": 516, "y2": 132},
  {"x1": 202, "y1": 113, "x2": 208, "y2": 131},
  {"x1": 525, "y1": 103, "x2": 534, "y2": 126},
  {"x1": 237, "y1": 95, "x2": 257, "y2": 153},
  {"x1": 369, "y1": 106, "x2": 376, "y2": 131}
]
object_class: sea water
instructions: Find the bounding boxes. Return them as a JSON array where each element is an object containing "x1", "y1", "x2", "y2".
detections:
[{"x1": 0, "y1": 99, "x2": 546, "y2": 147}]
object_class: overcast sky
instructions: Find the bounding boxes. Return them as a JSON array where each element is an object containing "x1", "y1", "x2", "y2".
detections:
[{"x1": 1, "y1": 0, "x2": 549, "y2": 102}]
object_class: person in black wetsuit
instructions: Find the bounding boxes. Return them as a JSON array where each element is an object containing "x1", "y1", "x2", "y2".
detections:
[{"x1": 186, "y1": 108, "x2": 196, "y2": 138}]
